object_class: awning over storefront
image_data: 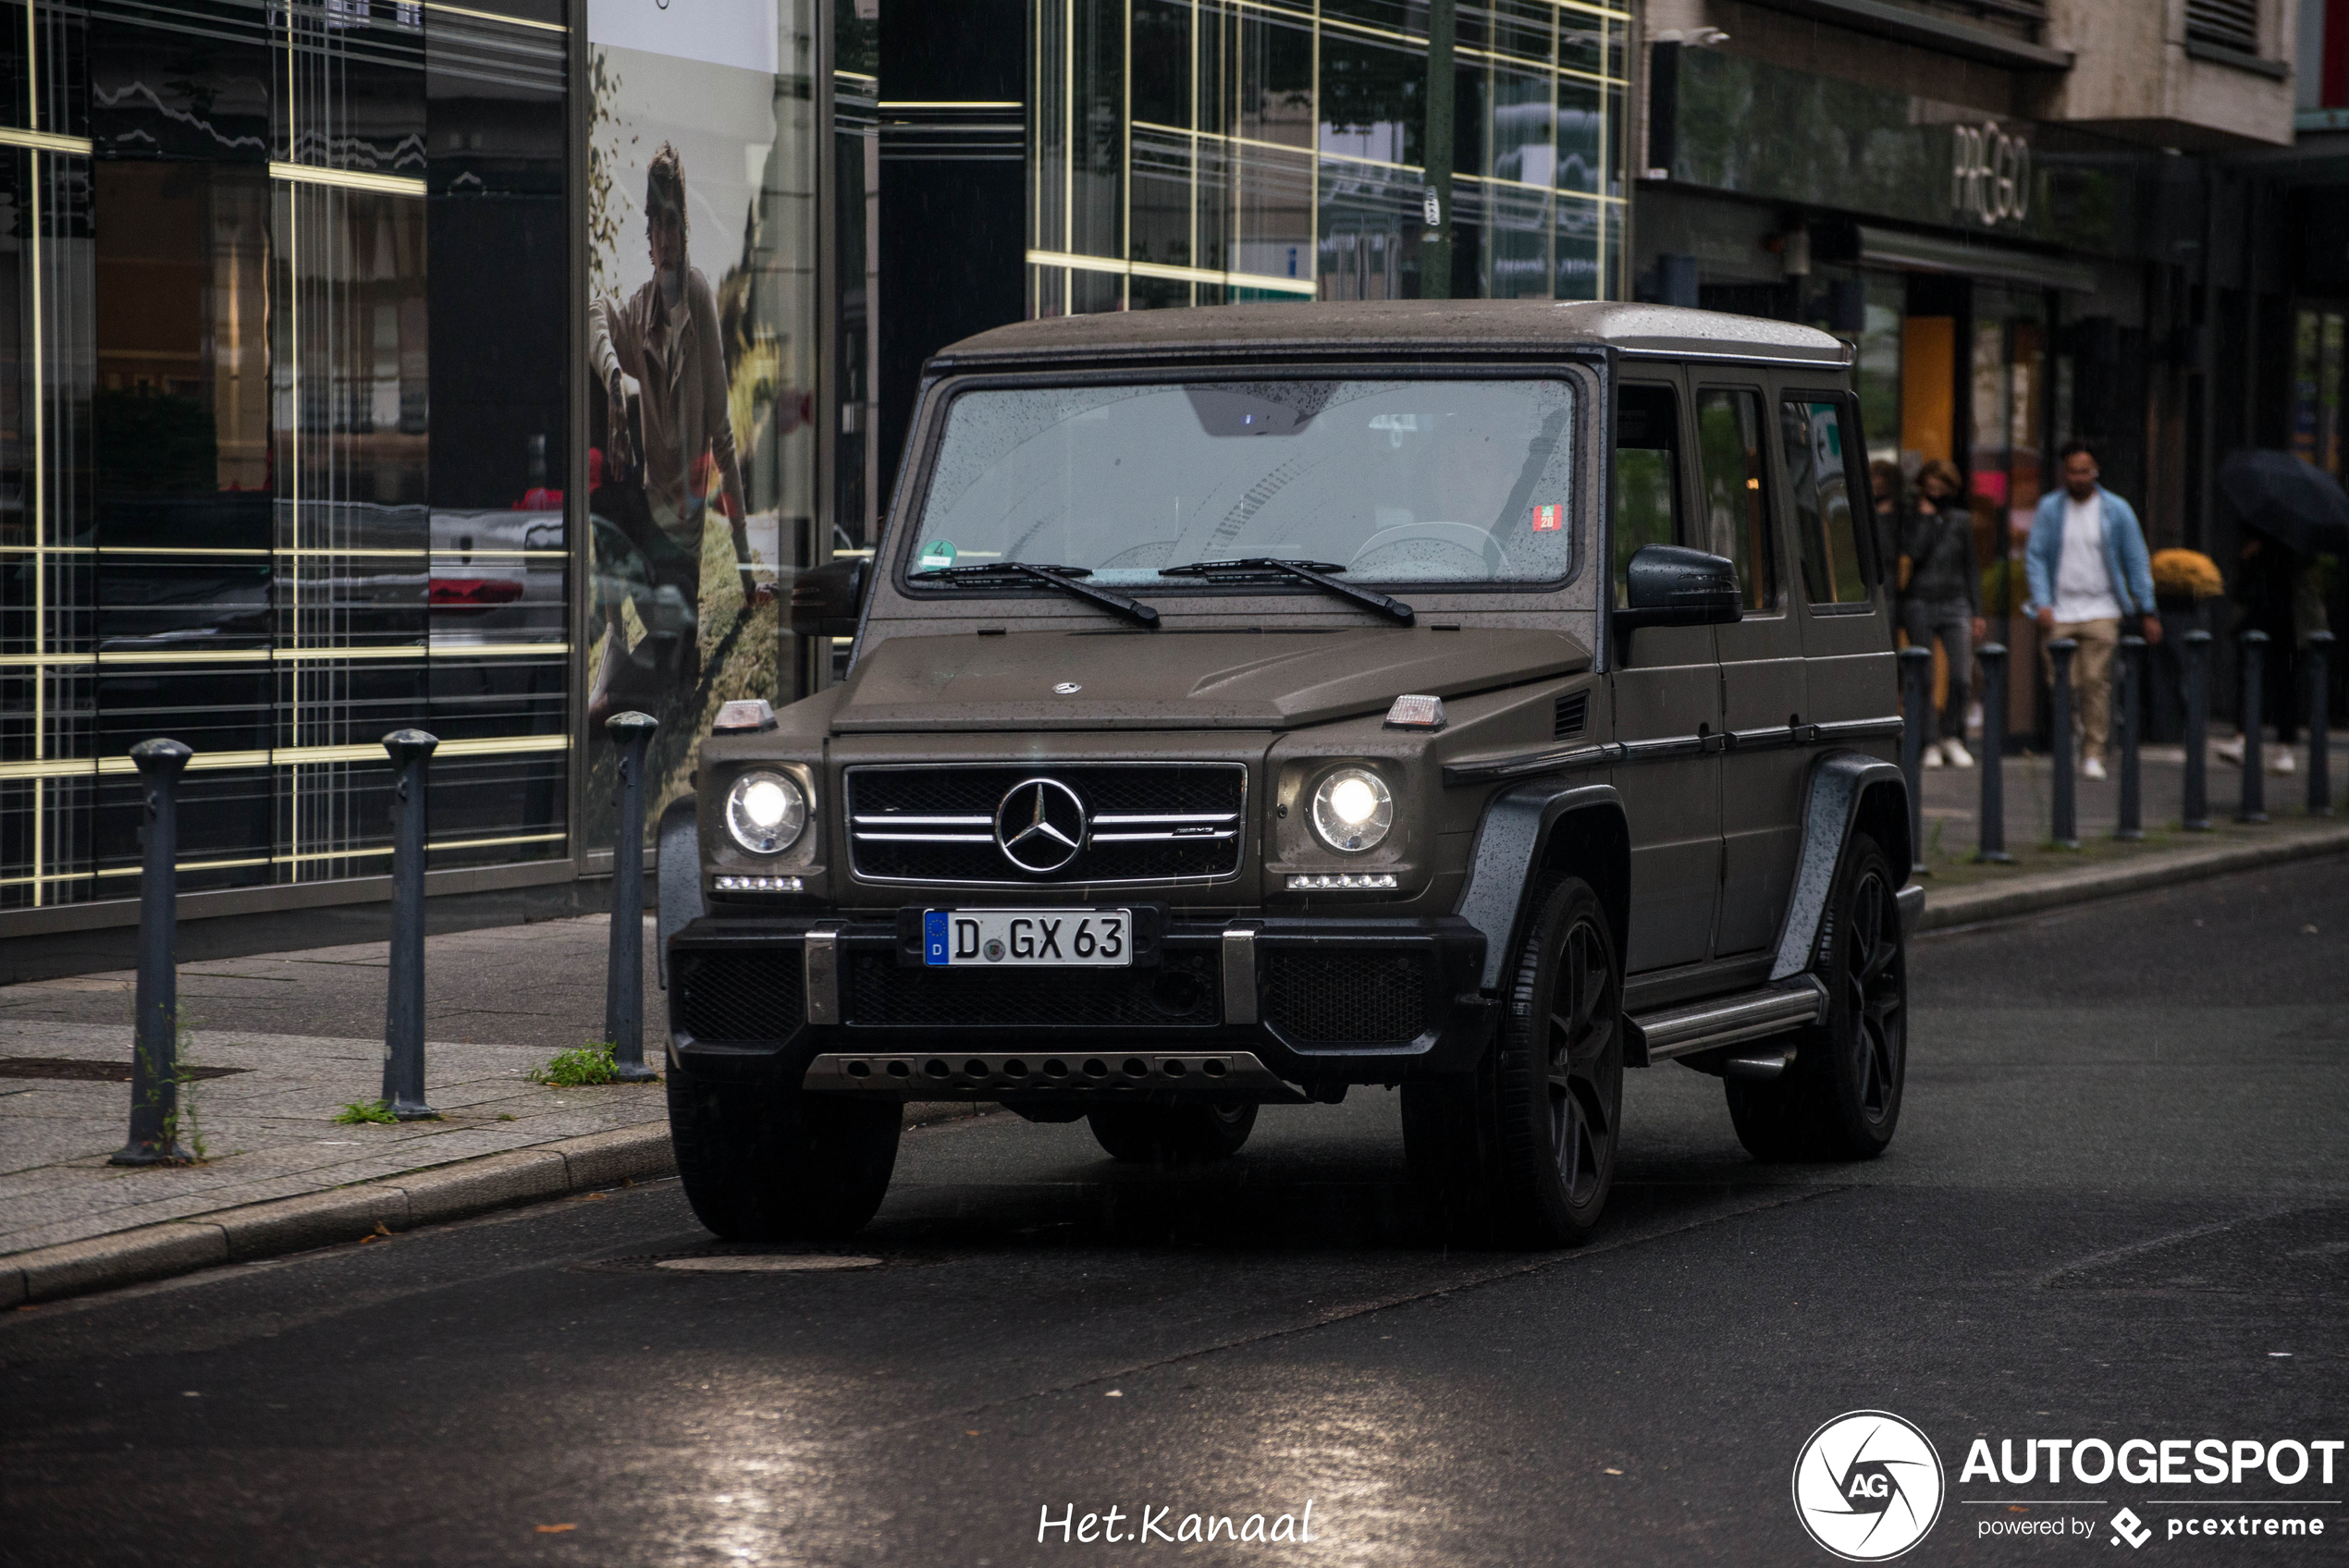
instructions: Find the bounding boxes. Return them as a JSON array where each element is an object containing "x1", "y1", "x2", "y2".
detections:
[{"x1": 1853, "y1": 226, "x2": 2098, "y2": 293}]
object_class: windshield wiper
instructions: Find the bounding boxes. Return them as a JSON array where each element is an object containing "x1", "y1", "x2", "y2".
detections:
[
  {"x1": 1158, "y1": 557, "x2": 1415, "y2": 625},
  {"x1": 912, "y1": 561, "x2": 1159, "y2": 629}
]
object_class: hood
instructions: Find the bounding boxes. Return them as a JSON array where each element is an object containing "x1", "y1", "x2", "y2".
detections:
[{"x1": 828, "y1": 627, "x2": 1591, "y2": 732}]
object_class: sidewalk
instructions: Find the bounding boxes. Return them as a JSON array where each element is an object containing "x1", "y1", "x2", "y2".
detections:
[{"x1": 6, "y1": 787, "x2": 2346, "y2": 1305}]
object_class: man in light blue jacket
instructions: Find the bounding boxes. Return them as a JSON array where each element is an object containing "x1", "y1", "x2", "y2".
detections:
[{"x1": 2026, "y1": 441, "x2": 2162, "y2": 779}]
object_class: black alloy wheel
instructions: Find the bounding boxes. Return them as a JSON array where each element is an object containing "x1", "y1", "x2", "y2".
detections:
[
  {"x1": 1726, "y1": 834, "x2": 1907, "y2": 1161},
  {"x1": 1403, "y1": 876, "x2": 1623, "y2": 1246}
]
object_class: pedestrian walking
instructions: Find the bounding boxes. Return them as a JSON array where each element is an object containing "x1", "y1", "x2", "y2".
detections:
[
  {"x1": 2026, "y1": 441, "x2": 2162, "y2": 781},
  {"x1": 1900, "y1": 459, "x2": 1985, "y2": 767},
  {"x1": 2216, "y1": 531, "x2": 2330, "y2": 774}
]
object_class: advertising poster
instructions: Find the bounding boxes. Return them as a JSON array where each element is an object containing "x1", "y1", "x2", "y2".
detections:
[{"x1": 584, "y1": 0, "x2": 816, "y2": 846}]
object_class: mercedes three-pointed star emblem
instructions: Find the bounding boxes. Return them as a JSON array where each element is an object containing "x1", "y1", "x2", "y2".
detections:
[{"x1": 993, "y1": 778, "x2": 1088, "y2": 874}]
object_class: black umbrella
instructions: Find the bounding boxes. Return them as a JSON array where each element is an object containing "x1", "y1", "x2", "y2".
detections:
[{"x1": 2216, "y1": 448, "x2": 2349, "y2": 556}]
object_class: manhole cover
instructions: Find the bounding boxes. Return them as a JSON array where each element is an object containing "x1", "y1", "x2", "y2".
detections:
[{"x1": 653, "y1": 1255, "x2": 884, "y2": 1273}]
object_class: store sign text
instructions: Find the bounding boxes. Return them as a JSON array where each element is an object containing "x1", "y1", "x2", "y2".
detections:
[{"x1": 1950, "y1": 121, "x2": 2031, "y2": 227}]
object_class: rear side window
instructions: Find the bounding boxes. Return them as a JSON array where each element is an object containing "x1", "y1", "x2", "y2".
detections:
[
  {"x1": 1779, "y1": 398, "x2": 1868, "y2": 606},
  {"x1": 1612, "y1": 384, "x2": 1679, "y2": 608}
]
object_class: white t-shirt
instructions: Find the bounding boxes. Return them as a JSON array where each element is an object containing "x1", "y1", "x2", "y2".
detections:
[{"x1": 2052, "y1": 493, "x2": 2121, "y2": 624}]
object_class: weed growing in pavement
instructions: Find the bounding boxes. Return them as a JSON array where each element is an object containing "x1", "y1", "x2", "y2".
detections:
[
  {"x1": 335, "y1": 1099, "x2": 398, "y2": 1125},
  {"x1": 133, "y1": 1011, "x2": 209, "y2": 1162},
  {"x1": 530, "y1": 1042, "x2": 621, "y2": 1087}
]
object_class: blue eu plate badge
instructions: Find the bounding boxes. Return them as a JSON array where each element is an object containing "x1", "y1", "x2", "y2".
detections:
[{"x1": 923, "y1": 910, "x2": 950, "y2": 965}]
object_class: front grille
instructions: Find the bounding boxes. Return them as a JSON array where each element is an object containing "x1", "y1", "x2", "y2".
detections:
[
  {"x1": 1261, "y1": 951, "x2": 1428, "y2": 1046},
  {"x1": 675, "y1": 949, "x2": 804, "y2": 1042},
  {"x1": 847, "y1": 764, "x2": 1246, "y2": 884},
  {"x1": 844, "y1": 949, "x2": 1222, "y2": 1027}
]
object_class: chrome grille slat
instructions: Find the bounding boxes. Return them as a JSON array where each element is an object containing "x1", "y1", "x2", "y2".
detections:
[{"x1": 845, "y1": 763, "x2": 1248, "y2": 886}]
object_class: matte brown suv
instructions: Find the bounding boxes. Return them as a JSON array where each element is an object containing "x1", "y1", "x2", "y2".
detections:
[{"x1": 659, "y1": 300, "x2": 1921, "y2": 1247}]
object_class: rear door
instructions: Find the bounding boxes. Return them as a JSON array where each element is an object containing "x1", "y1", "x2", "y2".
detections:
[
  {"x1": 1608, "y1": 376, "x2": 1719, "y2": 973},
  {"x1": 1693, "y1": 382, "x2": 1807, "y2": 957}
]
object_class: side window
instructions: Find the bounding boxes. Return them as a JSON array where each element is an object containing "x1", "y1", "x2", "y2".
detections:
[
  {"x1": 1694, "y1": 387, "x2": 1778, "y2": 612},
  {"x1": 1612, "y1": 384, "x2": 1680, "y2": 608},
  {"x1": 1779, "y1": 398, "x2": 1868, "y2": 606}
]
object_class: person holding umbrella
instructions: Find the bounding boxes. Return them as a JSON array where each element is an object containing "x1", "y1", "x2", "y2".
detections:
[
  {"x1": 2027, "y1": 441, "x2": 2162, "y2": 780},
  {"x1": 2212, "y1": 449, "x2": 2349, "y2": 774}
]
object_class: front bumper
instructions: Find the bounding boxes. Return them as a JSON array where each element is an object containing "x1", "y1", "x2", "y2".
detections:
[{"x1": 665, "y1": 910, "x2": 1491, "y2": 1096}]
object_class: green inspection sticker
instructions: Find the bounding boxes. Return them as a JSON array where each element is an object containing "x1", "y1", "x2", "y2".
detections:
[{"x1": 917, "y1": 539, "x2": 957, "y2": 570}]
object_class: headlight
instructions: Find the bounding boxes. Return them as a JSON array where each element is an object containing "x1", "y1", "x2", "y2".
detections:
[
  {"x1": 725, "y1": 770, "x2": 806, "y2": 854},
  {"x1": 1309, "y1": 766, "x2": 1394, "y2": 852}
]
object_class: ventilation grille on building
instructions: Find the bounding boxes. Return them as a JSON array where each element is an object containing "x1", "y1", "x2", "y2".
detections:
[
  {"x1": 2184, "y1": 0, "x2": 2260, "y2": 54},
  {"x1": 1554, "y1": 690, "x2": 1589, "y2": 740}
]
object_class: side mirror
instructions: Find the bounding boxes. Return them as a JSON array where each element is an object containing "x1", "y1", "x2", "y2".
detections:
[
  {"x1": 789, "y1": 558, "x2": 868, "y2": 640},
  {"x1": 1614, "y1": 544, "x2": 1742, "y2": 651}
]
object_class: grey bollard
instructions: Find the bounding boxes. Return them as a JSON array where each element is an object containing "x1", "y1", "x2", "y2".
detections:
[
  {"x1": 111, "y1": 739, "x2": 194, "y2": 1166},
  {"x1": 2182, "y1": 629, "x2": 2212, "y2": 830},
  {"x1": 2309, "y1": 631, "x2": 2335, "y2": 817},
  {"x1": 603, "y1": 711, "x2": 661, "y2": 1081},
  {"x1": 382, "y1": 729, "x2": 439, "y2": 1121},
  {"x1": 1974, "y1": 643, "x2": 2012, "y2": 864},
  {"x1": 2115, "y1": 635, "x2": 2146, "y2": 841},
  {"x1": 1898, "y1": 645, "x2": 1932, "y2": 876},
  {"x1": 2048, "y1": 637, "x2": 2079, "y2": 848},
  {"x1": 2237, "y1": 628, "x2": 2269, "y2": 824}
]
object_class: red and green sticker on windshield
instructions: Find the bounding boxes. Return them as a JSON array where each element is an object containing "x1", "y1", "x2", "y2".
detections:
[{"x1": 1531, "y1": 503, "x2": 1564, "y2": 533}]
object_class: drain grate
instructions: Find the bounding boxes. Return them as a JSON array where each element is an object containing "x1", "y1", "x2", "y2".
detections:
[{"x1": 0, "y1": 1057, "x2": 249, "y2": 1084}]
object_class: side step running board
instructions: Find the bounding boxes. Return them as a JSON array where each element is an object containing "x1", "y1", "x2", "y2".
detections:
[{"x1": 1625, "y1": 975, "x2": 1827, "y2": 1068}]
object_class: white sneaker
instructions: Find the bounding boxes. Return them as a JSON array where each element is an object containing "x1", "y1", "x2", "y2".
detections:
[
  {"x1": 1922, "y1": 741, "x2": 1945, "y2": 768},
  {"x1": 2273, "y1": 750, "x2": 2297, "y2": 776},
  {"x1": 2215, "y1": 735, "x2": 2247, "y2": 767},
  {"x1": 1943, "y1": 739, "x2": 1974, "y2": 768},
  {"x1": 2082, "y1": 754, "x2": 2108, "y2": 781}
]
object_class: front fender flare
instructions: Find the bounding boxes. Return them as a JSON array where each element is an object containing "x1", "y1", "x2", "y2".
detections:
[
  {"x1": 1768, "y1": 753, "x2": 1908, "y2": 982},
  {"x1": 1455, "y1": 780, "x2": 1625, "y2": 995},
  {"x1": 656, "y1": 791, "x2": 703, "y2": 989}
]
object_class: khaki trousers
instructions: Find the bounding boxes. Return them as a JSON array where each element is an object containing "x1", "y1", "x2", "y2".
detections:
[{"x1": 2042, "y1": 618, "x2": 2121, "y2": 759}]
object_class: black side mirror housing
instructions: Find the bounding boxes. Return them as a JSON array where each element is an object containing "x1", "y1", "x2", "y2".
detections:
[
  {"x1": 1614, "y1": 544, "x2": 1742, "y2": 652},
  {"x1": 789, "y1": 558, "x2": 868, "y2": 640}
]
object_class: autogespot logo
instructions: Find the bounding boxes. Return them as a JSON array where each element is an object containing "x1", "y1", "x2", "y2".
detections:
[{"x1": 1793, "y1": 1411, "x2": 1947, "y2": 1562}]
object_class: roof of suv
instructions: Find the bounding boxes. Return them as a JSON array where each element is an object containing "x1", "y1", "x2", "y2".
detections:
[{"x1": 929, "y1": 300, "x2": 1851, "y2": 372}]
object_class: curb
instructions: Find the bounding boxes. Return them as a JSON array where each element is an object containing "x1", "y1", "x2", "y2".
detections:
[
  {"x1": 0, "y1": 1100, "x2": 997, "y2": 1310},
  {"x1": 1916, "y1": 821, "x2": 2349, "y2": 933}
]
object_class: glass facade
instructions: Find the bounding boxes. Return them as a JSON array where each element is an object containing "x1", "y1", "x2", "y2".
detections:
[
  {"x1": 1028, "y1": 0, "x2": 1630, "y2": 313},
  {"x1": 2, "y1": 0, "x2": 570, "y2": 913}
]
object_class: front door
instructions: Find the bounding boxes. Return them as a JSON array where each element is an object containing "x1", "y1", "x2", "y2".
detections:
[
  {"x1": 1609, "y1": 378, "x2": 1720, "y2": 973},
  {"x1": 1694, "y1": 382, "x2": 1808, "y2": 956}
]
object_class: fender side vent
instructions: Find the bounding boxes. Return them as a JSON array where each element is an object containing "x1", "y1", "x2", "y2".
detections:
[{"x1": 1554, "y1": 690, "x2": 1589, "y2": 740}]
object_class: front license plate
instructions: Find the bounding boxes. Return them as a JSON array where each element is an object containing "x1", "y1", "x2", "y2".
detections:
[{"x1": 923, "y1": 909, "x2": 1131, "y2": 968}]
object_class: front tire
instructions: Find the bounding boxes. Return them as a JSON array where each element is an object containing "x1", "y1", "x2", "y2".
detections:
[
  {"x1": 1087, "y1": 1099, "x2": 1258, "y2": 1163},
  {"x1": 667, "y1": 1067, "x2": 903, "y2": 1241},
  {"x1": 1725, "y1": 834, "x2": 1907, "y2": 1161},
  {"x1": 1403, "y1": 876, "x2": 1624, "y2": 1246}
]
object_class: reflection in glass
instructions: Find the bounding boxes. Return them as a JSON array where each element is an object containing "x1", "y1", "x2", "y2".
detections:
[
  {"x1": 1695, "y1": 387, "x2": 1777, "y2": 612},
  {"x1": 89, "y1": 0, "x2": 274, "y2": 162},
  {"x1": 1783, "y1": 398, "x2": 1867, "y2": 606}
]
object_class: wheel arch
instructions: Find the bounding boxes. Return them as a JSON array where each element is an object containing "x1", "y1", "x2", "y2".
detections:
[
  {"x1": 656, "y1": 790, "x2": 703, "y2": 990},
  {"x1": 1455, "y1": 781, "x2": 1627, "y2": 998},
  {"x1": 1768, "y1": 753, "x2": 1909, "y2": 983}
]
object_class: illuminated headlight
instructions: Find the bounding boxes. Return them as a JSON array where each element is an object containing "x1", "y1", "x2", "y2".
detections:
[
  {"x1": 1309, "y1": 767, "x2": 1394, "y2": 852},
  {"x1": 725, "y1": 770, "x2": 806, "y2": 855}
]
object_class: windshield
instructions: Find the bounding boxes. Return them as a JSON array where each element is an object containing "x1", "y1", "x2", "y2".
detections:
[{"x1": 908, "y1": 379, "x2": 1580, "y2": 588}]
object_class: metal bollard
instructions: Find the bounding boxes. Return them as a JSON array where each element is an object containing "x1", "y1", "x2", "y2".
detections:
[
  {"x1": 1974, "y1": 643, "x2": 2012, "y2": 864},
  {"x1": 2309, "y1": 631, "x2": 2335, "y2": 817},
  {"x1": 2182, "y1": 629, "x2": 2212, "y2": 829},
  {"x1": 2237, "y1": 628, "x2": 2269, "y2": 824},
  {"x1": 2048, "y1": 637, "x2": 2079, "y2": 849},
  {"x1": 1898, "y1": 645, "x2": 1932, "y2": 876},
  {"x1": 111, "y1": 739, "x2": 193, "y2": 1165},
  {"x1": 382, "y1": 729, "x2": 439, "y2": 1121},
  {"x1": 2115, "y1": 635, "x2": 2146, "y2": 841},
  {"x1": 603, "y1": 711, "x2": 661, "y2": 1082}
]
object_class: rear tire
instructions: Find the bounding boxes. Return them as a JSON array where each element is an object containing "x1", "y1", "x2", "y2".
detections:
[
  {"x1": 666, "y1": 1066, "x2": 903, "y2": 1241},
  {"x1": 1402, "y1": 876, "x2": 1624, "y2": 1247},
  {"x1": 1725, "y1": 834, "x2": 1907, "y2": 1161},
  {"x1": 1087, "y1": 1100, "x2": 1258, "y2": 1163}
]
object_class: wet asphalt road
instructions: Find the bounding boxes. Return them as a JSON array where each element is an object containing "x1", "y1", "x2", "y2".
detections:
[{"x1": 4, "y1": 861, "x2": 2347, "y2": 1568}]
